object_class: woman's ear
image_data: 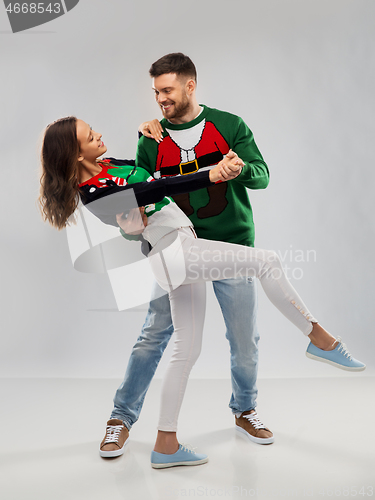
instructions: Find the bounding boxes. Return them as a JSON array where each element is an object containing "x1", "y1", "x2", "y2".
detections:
[{"x1": 78, "y1": 154, "x2": 84, "y2": 162}]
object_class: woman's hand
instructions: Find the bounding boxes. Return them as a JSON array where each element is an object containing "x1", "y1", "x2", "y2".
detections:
[
  {"x1": 116, "y1": 207, "x2": 148, "y2": 235},
  {"x1": 138, "y1": 119, "x2": 164, "y2": 143},
  {"x1": 209, "y1": 150, "x2": 244, "y2": 183}
]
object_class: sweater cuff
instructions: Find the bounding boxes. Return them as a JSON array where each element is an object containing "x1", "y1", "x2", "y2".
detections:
[{"x1": 119, "y1": 228, "x2": 141, "y2": 241}]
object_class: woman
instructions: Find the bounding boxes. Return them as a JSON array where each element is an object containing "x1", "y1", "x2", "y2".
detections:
[{"x1": 39, "y1": 117, "x2": 365, "y2": 469}]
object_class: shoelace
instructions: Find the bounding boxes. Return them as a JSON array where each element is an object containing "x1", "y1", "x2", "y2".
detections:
[
  {"x1": 179, "y1": 443, "x2": 197, "y2": 454},
  {"x1": 243, "y1": 412, "x2": 266, "y2": 429},
  {"x1": 336, "y1": 337, "x2": 352, "y2": 360},
  {"x1": 103, "y1": 424, "x2": 123, "y2": 444}
]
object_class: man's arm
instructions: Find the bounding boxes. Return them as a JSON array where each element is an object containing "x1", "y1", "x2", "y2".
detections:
[
  {"x1": 136, "y1": 134, "x2": 160, "y2": 177},
  {"x1": 227, "y1": 116, "x2": 269, "y2": 190}
]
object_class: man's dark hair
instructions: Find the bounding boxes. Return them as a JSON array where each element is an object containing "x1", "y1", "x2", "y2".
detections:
[{"x1": 149, "y1": 53, "x2": 197, "y2": 82}]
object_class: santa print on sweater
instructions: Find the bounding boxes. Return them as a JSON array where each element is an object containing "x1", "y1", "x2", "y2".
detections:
[{"x1": 155, "y1": 120, "x2": 229, "y2": 219}]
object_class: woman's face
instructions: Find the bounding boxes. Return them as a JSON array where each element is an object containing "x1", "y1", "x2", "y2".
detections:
[{"x1": 76, "y1": 119, "x2": 107, "y2": 163}]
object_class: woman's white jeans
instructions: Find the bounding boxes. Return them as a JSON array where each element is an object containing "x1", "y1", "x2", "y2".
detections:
[{"x1": 149, "y1": 227, "x2": 317, "y2": 432}]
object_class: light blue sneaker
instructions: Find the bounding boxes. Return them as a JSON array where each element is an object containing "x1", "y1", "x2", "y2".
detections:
[
  {"x1": 306, "y1": 336, "x2": 366, "y2": 371},
  {"x1": 151, "y1": 444, "x2": 208, "y2": 469}
]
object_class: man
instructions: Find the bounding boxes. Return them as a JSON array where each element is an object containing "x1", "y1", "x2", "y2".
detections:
[{"x1": 100, "y1": 53, "x2": 272, "y2": 459}]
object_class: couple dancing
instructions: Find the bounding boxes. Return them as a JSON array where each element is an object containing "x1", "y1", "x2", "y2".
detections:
[{"x1": 39, "y1": 53, "x2": 365, "y2": 469}]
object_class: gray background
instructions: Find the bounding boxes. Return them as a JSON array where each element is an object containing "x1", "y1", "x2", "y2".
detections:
[{"x1": 1, "y1": 0, "x2": 374, "y2": 380}]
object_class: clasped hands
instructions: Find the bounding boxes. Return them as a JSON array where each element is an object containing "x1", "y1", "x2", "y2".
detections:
[{"x1": 210, "y1": 149, "x2": 244, "y2": 182}]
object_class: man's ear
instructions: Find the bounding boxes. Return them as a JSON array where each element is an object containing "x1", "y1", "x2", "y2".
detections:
[{"x1": 186, "y1": 78, "x2": 196, "y2": 95}]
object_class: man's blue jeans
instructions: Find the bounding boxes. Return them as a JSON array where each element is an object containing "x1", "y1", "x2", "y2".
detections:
[{"x1": 111, "y1": 277, "x2": 259, "y2": 430}]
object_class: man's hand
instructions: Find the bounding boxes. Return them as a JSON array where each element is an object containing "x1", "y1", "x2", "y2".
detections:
[
  {"x1": 209, "y1": 150, "x2": 244, "y2": 182},
  {"x1": 138, "y1": 119, "x2": 164, "y2": 143},
  {"x1": 116, "y1": 207, "x2": 148, "y2": 235}
]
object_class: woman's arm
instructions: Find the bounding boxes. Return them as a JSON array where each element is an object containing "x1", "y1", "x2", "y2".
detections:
[
  {"x1": 80, "y1": 169, "x2": 213, "y2": 227},
  {"x1": 80, "y1": 157, "x2": 241, "y2": 227}
]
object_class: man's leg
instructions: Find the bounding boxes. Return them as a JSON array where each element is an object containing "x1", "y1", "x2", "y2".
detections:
[
  {"x1": 110, "y1": 283, "x2": 173, "y2": 429},
  {"x1": 212, "y1": 277, "x2": 274, "y2": 444},
  {"x1": 100, "y1": 282, "x2": 173, "y2": 457},
  {"x1": 212, "y1": 277, "x2": 259, "y2": 413}
]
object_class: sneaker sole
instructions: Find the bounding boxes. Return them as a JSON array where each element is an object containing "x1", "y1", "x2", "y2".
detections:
[
  {"x1": 236, "y1": 425, "x2": 275, "y2": 444},
  {"x1": 305, "y1": 352, "x2": 366, "y2": 372},
  {"x1": 99, "y1": 437, "x2": 129, "y2": 458},
  {"x1": 151, "y1": 457, "x2": 209, "y2": 469}
]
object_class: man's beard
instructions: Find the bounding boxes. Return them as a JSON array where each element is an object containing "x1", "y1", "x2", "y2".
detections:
[{"x1": 162, "y1": 94, "x2": 191, "y2": 121}]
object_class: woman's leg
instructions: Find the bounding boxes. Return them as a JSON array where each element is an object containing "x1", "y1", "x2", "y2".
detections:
[
  {"x1": 155, "y1": 281, "x2": 206, "y2": 451},
  {"x1": 152, "y1": 233, "x2": 318, "y2": 335},
  {"x1": 177, "y1": 234, "x2": 364, "y2": 368},
  {"x1": 150, "y1": 231, "x2": 341, "y2": 348}
]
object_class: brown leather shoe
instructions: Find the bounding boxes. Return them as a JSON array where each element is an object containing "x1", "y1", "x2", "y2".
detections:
[
  {"x1": 99, "y1": 419, "x2": 129, "y2": 457},
  {"x1": 235, "y1": 410, "x2": 274, "y2": 444}
]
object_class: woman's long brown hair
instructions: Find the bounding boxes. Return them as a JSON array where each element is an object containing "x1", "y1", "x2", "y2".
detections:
[{"x1": 38, "y1": 116, "x2": 80, "y2": 230}]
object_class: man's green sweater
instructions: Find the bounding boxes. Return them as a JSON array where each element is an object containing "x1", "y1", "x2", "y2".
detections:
[{"x1": 136, "y1": 105, "x2": 269, "y2": 247}]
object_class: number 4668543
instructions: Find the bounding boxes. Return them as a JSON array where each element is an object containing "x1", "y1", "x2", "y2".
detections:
[{"x1": 6, "y1": 3, "x2": 62, "y2": 14}]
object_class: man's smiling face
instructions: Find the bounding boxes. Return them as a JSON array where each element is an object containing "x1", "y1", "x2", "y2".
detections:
[{"x1": 152, "y1": 73, "x2": 193, "y2": 124}]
